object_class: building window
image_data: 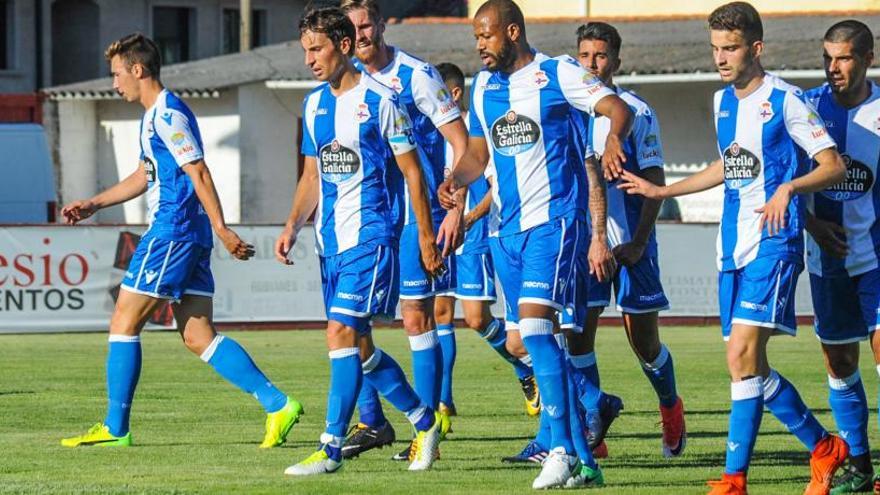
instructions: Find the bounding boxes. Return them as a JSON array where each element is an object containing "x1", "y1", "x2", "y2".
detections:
[
  {"x1": 153, "y1": 6, "x2": 195, "y2": 65},
  {"x1": 222, "y1": 8, "x2": 266, "y2": 54},
  {"x1": 0, "y1": 0, "x2": 11, "y2": 70}
]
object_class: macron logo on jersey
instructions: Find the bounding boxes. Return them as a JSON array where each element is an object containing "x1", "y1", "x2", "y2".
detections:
[{"x1": 161, "y1": 112, "x2": 173, "y2": 126}]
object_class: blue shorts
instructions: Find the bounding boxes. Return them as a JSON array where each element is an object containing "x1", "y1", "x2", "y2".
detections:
[
  {"x1": 399, "y1": 222, "x2": 455, "y2": 299},
  {"x1": 320, "y1": 240, "x2": 399, "y2": 333},
  {"x1": 810, "y1": 268, "x2": 880, "y2": 344},
  {"x1": 560, "y1": 235, "x2": 589, "y2": 332},
  {"x1": 719, "y1": 257, "x2": 802, "y2": 340},
  {"x1": 490, "y1": 214, "x2": 583, "y2": 328},
  {"x1": 454, "y1": 251, "x2": 497, "y2": 301},
  {"x1": 588, "y1": 256, "x2": 670, "y2": 314},
  {"x1": 121, "y1": 233, "x2": 214, "y2": 301}
]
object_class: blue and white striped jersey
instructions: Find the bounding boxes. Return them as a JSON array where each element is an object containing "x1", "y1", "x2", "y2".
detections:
[
  {"x1": 301, "y1": 73, "x2": 417, "y2": 257},
  {"x1": 713, "y1": 74, "x2": 835, "y2": 271},
  {"x1": 806, "y1": 82, "x2": 880, "y2": 277},
  {"x1": 468, "y1": 51, "x2": 615, "y2": 236},
  {"x1": 369, "y1": 48, "x2": 462, "y2": 224},
  {"x1": 139, "y1": 89, "x2": 212, "y2": 247},
  {"x1": 444, "y1": 112, "x2": 490, "y2": 254},
  {"x1": 577, "y1": 86, "x2": 664, "y2": 257}
]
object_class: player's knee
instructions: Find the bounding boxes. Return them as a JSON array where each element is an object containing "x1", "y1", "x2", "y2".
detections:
[
  {"x1": 823, "y1": 344, "x2": 860, "y2": 377},
  {"x1": 725, "y1": 341, "x2": 757, "y2": 377},
  {"x1": 464, "y1": 312, "x2": 491, "y2": 332},
  {"x1": 506, "y1": 336, "x2": 527, "y2": 358}
]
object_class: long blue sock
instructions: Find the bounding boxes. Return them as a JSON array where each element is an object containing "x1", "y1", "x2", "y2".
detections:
[
  {"x1": 202, "y1": 335, "x2": 287, "y2": 413},
  {"x1": 324, "y1": 347, "x2": 362, "y2": 458},
  {"x1": 480, "y1": 319, "x2": 533, "y2": 379},
  {"x1": 438, "y1": 323, "x2": 456, "y2": 407},
  {"x1": 828, "y1": 371, "x2": 869, "y2": 456},
  {"x1": 765, "y1": 369, "x2": 827, "y2": 452},
  {"x1": 725, "y1": 377, "x2": 764, "y2": 475},
  {"x1": 641, "y1": 344, "x2": 679, "y2": 408},
  {"x1": 362, "y1": 349, "x2": 434, "y2": 431},
  {"x1": 356, "y1": 380, "x2": 386, "y2": 428},
  {"x1": 567, "y1": 361, "x2": 597, "y2": 469},
  {"x1": 535, "y1": 407, "x2": 552, "y2": 450},
  {"x1": 520, "y1": 318, "x2": 574, "y2": 454},
  {"x1": 569, "y1": 352, "x2": 603, "y2": 412},
  {"x1": 104, "y1": 335, "x2": 142, "y2": 437},
  {"x1": 409, "y1": 330, "x2": 442, "y2": 408}
]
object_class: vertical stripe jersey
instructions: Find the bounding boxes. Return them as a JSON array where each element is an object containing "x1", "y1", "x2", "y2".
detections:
[{"x1": 444, "y1": 113, "x2": 490, "y2": 254}]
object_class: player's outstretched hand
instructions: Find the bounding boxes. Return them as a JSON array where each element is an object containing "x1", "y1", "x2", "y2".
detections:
[
  {"x1": 419, "y1": 235, "x2": 446, "y2": 279},
  {"x1": 589, "y1": 237, "x2": 616, "y2": 283},
  {"x1": 617, "y1": 170, "x2": 666, "y2": 200},
  {"x1": 756, "y1": 183, "x2": 793, "y2": 237},
  {"x1": 274, "y1": 228, "x2": 297, "y2": 265},
  {"x1": 436, "y1": 209, "x2": 464, "y2": 257},
  {"x1": 437, "y1": 178, "x2": 459, "y2": 210},
  {"x1": 218, "y1": 227, "x2": 255, "y2": 261},
  {"x1": 60, "y1": 200, "x2": 97, "y2": 225},
  {"x1": 601, "y1": 134, "x2": 627, "y2": 180},
  {"x1": 806, "y1": 216, "x2": 848, "y2": 259},
  {"x1": 612, "y1": 241, "x2": 645, "y2": 267}
]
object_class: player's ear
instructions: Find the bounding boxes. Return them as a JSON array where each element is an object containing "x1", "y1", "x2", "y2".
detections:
[
  {"x1": 131, "y1": 62, "x2": 144, "y2": 79},
  {"x1": 340, "y1": 36, "x2": 353, "y2": 57},
  {"x1": 613, "y1": 57, "x2": 622, "y2": 75},
  {"x1": 451, "y1": 86, "x2": 463, "y2": 103},
  {"x1": 507, "y1": 23, "x2": 520, "y2": 43},
  {"x1": 750, "y1": 39, "x2": 764, "y2": 59}
]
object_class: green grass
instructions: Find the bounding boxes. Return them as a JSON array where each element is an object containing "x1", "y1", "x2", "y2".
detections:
[{"x1": 0, "y1": 326, "x2": 871, "y2": 494}]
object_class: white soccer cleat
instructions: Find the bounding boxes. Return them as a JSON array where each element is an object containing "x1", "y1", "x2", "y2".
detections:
[
  {"x1": 408, "y1": 412, "x2": 442, "y2": 471},
  {"x1": 532, "y1": 447, "x2": 579, "y2": 489},
  {"x1": 284, "y1": 445, "x2": 342, "y2": 476}
]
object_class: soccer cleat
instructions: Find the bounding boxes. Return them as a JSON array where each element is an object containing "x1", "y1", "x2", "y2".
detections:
[
  {"x1": 520, "y1": 375, "x2": 541, "y2": 417},
  {"x1": 592, "y1": 440, "x2": 608, "y2": 459},
  {"x1": 586, "y1": 393, "x2": 624, "y2": 449},
  {"x1": 501, "y1": 440, "x2": 548, "y2": 464},
  {"x1": 872, "y1": 473, "x2": 880, "y2": 495},
  {"x1": 260, "y1": 398, "x2": 304, "y2": 448},
  {"x1": 565, "y1": 462, "x2": 605, "y2": 488},
  {"x1": 392, "y1": 439, "x2": 415, "y2": 462},
  {"x1": 408, "y1": 412, "x2": 442, "y2": 471},
  {"x1": 341, "y1": 421, "x2": 396, "y2": 459},
  {"x1": 284, "y1": 444, "x2": 342, "y2": 476},
  {"x1": 532, "y1": 447, "x2": 579, "y2": 489},
  {"x1": 61, "y1": 423, "x2": 131, "y2": 448},
  {"x1": 438, "y1": 402, "x2": 457, "y2": 417},
  {"x1": 439, "y1": 410, "x2": 453, "y2": 439},
  {"x1": 805, "y1": 435, "x2": 849, "y2": 495},
  {"x1": 706, "y1": 472, "x2": 748, "y2": 494},
  {"x1": 660, "y1": 396, "x2": 687, "y2": 458},
  {"x1": 830, "y1": 464, "x2": 873, "y2": 494}
]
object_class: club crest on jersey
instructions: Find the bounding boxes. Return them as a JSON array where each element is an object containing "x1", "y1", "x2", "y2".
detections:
[
  {"x1": 759, "y1": 101, "x2": 774, "y2": 122},
  {"x1": 389, "y1": 77, "x2": 403, "y2": 93},
  {"x1": 491, "y1": 110, "x2": 541, "y2": 156},
  {"x1": 533, "y1": 70, "x2": 548, "y2": 88},
  {"x1": 821, "y1": 154, "x2": 874, "y2": 201},
  {"x1": 320, "y1": 140, "x2": 361, "y2": 183},
  {"x1": 355, "y1": 103, "x2": 371, "y2": 123},
  {"x1": 723, "y1": 142, "x2": 761, "y2": 189}
]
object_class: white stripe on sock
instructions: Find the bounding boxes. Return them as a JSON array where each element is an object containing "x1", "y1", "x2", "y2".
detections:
[
  {"x1": 362, "y1": 349, "x2": 383, "y2": 373},
  {"x1": 320, "y1": 432, "x2": 344, "y2": 448},
  {"x1": 108, "y1": 334, "x2": 140, "y2": 343},
  {"x1": 828, "y1": 370, "x2": 861, "y2": 390},
  {"x1": 519, "y1": 355, "x2": 533, "y2": 368},
  {"x1": 437, "y1": 326, "x2": 455, "y2": 337},
  {"x1": 731, "y1": 376, "x2": 764, "y2": 401},
  {"x1": 519, "y1": 318, "x2": 554, "y2": 338},
  {"x1": 199, "y1": 334, "x2": 225, "y2": 362},
  {"x1": 762, "y1": 370, "x2": 781, "y2": 401},
  {"x1": 553, "y1": 333, "x2": 567, "y2": 351},
  {"x1": 408, "y1": 330, "x2": 439, "y2": 351},
  {"x1": 569, "y1": 352, "x2": 596, "y2": 369},
  {"x1": 480, "y1": 319, "x2": 501, "y2": 340},
  {"x1": 406, "y1": 405, "x2": 428, "y2": 425},
  {"x1": 643, "y1": 345, "x2": 670, "y2": 371},
  {"x1": 328, "y1": 347, "x2": 359, "y2": 360}
]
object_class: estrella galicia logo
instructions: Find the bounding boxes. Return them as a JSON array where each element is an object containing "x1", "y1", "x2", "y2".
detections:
[
  {"x1": 491, "y1": 110, "x2": 541, "y2": 156},
  {"x1": 820, "y1": 154, "x2": 874, "y2": 201},
  {"x1": 723, "y1": 142, "x2": 761, "y2": 189},
  {"x1": 320, "y1": 140, "x2": 361, "y2": 183}
]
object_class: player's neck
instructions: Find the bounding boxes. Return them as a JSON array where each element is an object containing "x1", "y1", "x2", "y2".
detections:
[
  {"x1": 139, "y1": 80, "x2": 165, "y2": 109},
  {"x1": 364, "y1": 44, "x2": 393, "y2": 74},
  {"x1": 732, "y1": 65, "x2": 765, "y2": 99},
  {"x1": 505, "y1": 43, "x2": 535, "y2": 75},
  {"x1": 329, "y1": 64, "x2": 361, "y2": 96},
  {"x1": 834, "y1": 81, "x2": 871, "y2": 109}
]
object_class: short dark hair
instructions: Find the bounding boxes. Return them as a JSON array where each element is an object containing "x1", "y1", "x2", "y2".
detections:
[
  {"x1": 824, "y1": 19, "x2": 874, "y2": 57},
  {"x1": 475, "y1": 0, "x2": 526, "y2": 37},
  {"x1": 436, "y1": 62, "x2": 465, "y2": 90},
  {"x1": 299, "y1": 6, "x2": 356, "y2": 55},
  {"x1": 105, "y1": 33, "x2": 161, "y2": 78},
  {"x1": 339, "y1": 0, "x2": 382, "y2": 22},
  {"x1": 576, "y1": 22, "x2": 622, "y2": 57},
  {"x1": 708, "y1": 2, "x2": 763, "y2": 43}
]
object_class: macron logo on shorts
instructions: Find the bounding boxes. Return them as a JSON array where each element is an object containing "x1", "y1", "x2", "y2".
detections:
[
  {"x1": 523, "y1": 281, "x2": 551, "y2": 290},
  {"x1": 739, "y1": 300, "x2": 768, "y2": 313},
  {"x1": 337, "y1": 292, "x2": 365, "y2": 302}
]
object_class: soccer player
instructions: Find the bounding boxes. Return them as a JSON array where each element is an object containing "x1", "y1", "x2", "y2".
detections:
[
  {"x1": 804, "y1": 20, "x2": 880, "y2": 494},
  {"x1": 59, "y1": 34, "x2": 302, "y2": 449},
  {"x1": 574, "y1": 21, "x2": 685, "y2": 458},
  {"x1": 340, "y1": 0, "x2": 471, "y2": 461},
  {"x1": 432, "y1": 61, "x2": 540, "y2": 419},
  {"x1": 618, "y1": 3, "x2": 849, "y2": 493},
  {"x1": 438, "y1": 0, "x2": 633, "y2": 488},
  {"x1": 275, "y1": 7, "x2": 444, "y2": 475}
]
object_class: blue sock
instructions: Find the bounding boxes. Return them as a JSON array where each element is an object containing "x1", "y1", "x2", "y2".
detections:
[
  {"x1": 641, "y1": 345, "x2": 679, "y2": 408},
  {"x1": 356, "y1": 380, "x2": 386, "y2": 428},
  {"x1": 828, "y1": 371, "x2": 869, "y2": 456},
  {"x1": 520, "y1": 318, "x2": 574, "y2": 454},
  {"x1": 362, "y1": 348, "x2": 433, "y2": 430},
  {"x1": 480, "y1": 319, "x2": 533, "y2": 379},
  {"x1": 535, "y1": 407, "x2": 552, "y2": 450},
  {"x1": 765, "y1": 369, "x2": 827, "y2": 452},
  {"x1": 202, "y1": 335, "x2": 287, "y2": 413},
  {"x1": 319, "y1": 432, "x2": 344, "y2": 462},
  {"x1": 437, "y1": 324, "x2": 456, "y2": 407},
  {"x1": 325, "y1": 348, "x2": 362, "y2": 438},
  {"x1": 104, "y1": 335, "x2": 142, "y2": 437},
  {"x1": 567, "y1": 361, "x2": 597, "y2": 469},
  {"x1": 409, "y1": 330, "x2": 442, "y2": 408},
  {"x1": 725, "y1": 377, "x2": 764, "y2": 475},
  {"x1": 569, "y1": 352, "x2": 603, "y2": 412}
]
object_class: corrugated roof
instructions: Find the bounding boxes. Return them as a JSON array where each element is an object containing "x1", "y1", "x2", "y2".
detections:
[{"x1": 43, "y1": 13, "x2": 880, "y2": 99}]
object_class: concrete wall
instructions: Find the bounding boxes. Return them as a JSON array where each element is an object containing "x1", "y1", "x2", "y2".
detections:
[{"x1": 0, "y1": 0, "x2": 40, "y2": 93}]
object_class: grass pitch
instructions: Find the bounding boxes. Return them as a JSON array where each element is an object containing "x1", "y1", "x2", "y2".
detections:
[{"x1": 0, "y1": 326, "x2": 871, "y2": 494}]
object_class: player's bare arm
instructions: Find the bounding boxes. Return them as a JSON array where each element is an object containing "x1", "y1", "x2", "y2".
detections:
[
  {"x1": 61, "y1": 162, "x2": 148, "y2": 224},
  {"x1": 805, "y1": 212, "x2": 849, "y2": 258},
  {"x1": 614, "y1": 166, "x2": 665, "y2": 266},
  {"x1": 584, "y1": 154, "x2": 615, "y2": 282},
  {"x1": 438, "y1": 136, "x2": 491, "y2": 210},
  {"x1": 618, "y1": 159, "x2": 724, "y2": 200},
  {"x1": 183, "y1": 159, "x2": 254, "y2": 261},
  {"x1": 464, "y1": 182, "x2": 493, "y2": 231},
  {"x1": 757, "y1": 147, "x2": 845, "y2": 236},
  {"x1": 593, "y1": 93, "x2": 634, "y2": 180},
  {"x1": 396, "y1": 149, "x2": 445, "y2": 277},
  {"x1": 435, "y1": 118, "x2": 469, "y2": 256},
  {"x1": 275, "y1": 155, "x2": 320, "y2": 265}
]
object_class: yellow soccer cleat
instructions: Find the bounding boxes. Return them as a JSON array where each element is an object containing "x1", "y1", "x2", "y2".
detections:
[
  {"x1": 260, "y1": 398, "x2": 304, "y2": 448},
  {"x1": 438, "y1": 408, "x2": 453, "y2": 440},
  {"x1": 519, "y1": 375, "x2": 541, "y2": 417},
  {"x1": 61, "y1": 423, "x2": 132, "y2": 448},
  {"x1": 408, "y1": 412, "x2": 442, "y2": 471}
]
